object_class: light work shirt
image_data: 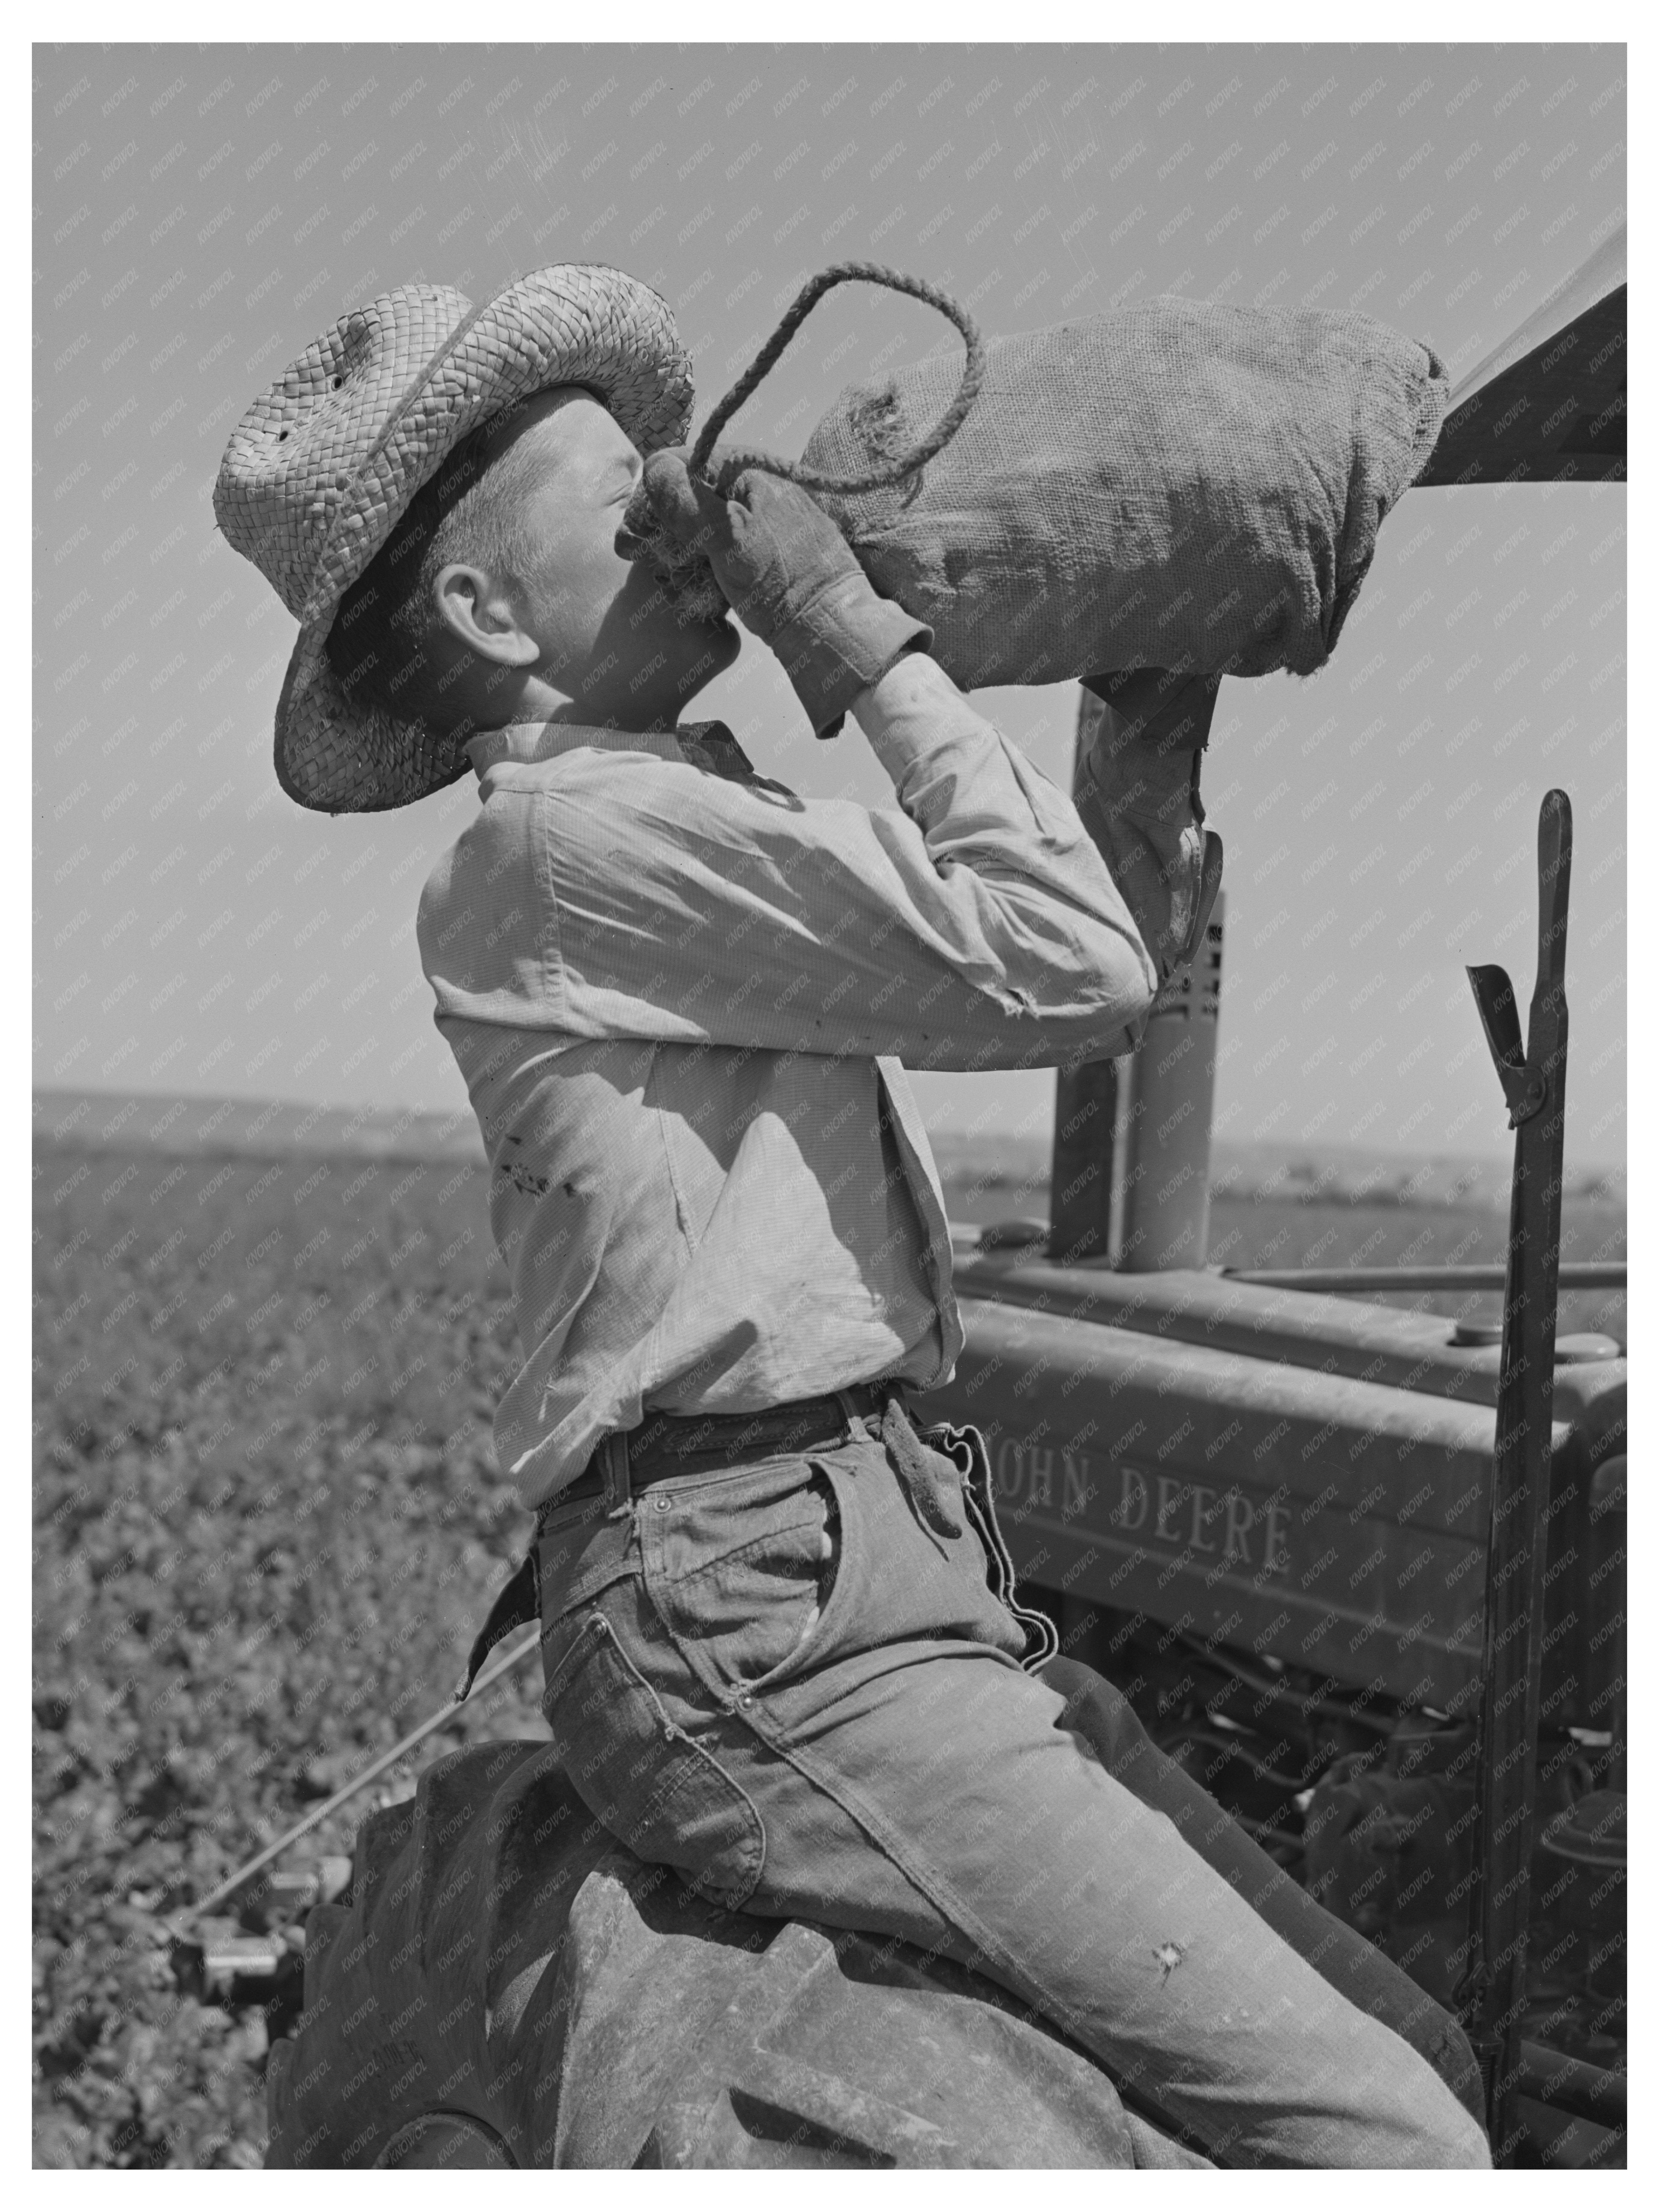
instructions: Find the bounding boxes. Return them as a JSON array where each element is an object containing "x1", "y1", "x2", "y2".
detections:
[{"x1": 416, "y1": 679, "x2": 1154, "y2": 1509}]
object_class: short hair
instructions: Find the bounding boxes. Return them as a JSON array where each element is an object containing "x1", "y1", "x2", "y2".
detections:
[{"x1": 324, "y1": 396, "x2": 579, "y2": 733}]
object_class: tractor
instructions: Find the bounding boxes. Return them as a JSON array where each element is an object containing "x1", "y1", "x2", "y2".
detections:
[{"x1": 183, "y1": 234, "x2": 1626, "y2": 2171}]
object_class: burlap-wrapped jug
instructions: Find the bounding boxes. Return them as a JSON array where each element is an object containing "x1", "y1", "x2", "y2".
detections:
[{"x1": 800, "y1": 298, "x2": 1449, "y2": 690}]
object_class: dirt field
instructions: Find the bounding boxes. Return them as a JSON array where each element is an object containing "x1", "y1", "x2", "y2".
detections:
[{"x1": 33, "y1": 1128, "x2": 1625, "y2": 2165}]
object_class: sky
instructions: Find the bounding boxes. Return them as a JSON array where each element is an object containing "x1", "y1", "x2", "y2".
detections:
[{"x1": 33, "y1": 41, "x2": 1626, "y2": 1169}]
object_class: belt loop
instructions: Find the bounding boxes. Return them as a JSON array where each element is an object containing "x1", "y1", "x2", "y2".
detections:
[
  {"x1": 602, "y1": 1430, "x2": 633, "y2": 1519},
  {"x1": 831, "y1": 1387, "x2": 863, "y2": 1444}
]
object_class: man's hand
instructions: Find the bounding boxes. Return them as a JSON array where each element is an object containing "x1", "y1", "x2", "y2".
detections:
[
  {"x1": 640, "y1": 451, "x2": 931, "y2": 736},
  {"x1": 1077, "y1": 671, "x2": 1225, "y2": 1005}
]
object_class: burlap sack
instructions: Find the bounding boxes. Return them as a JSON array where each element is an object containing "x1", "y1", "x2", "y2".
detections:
[{"x1": 801, "y1": 298, "x2": 1449, "y2": 688}]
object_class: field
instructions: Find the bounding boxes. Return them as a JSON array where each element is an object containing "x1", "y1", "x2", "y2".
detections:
[
  {"x1": 937, "y1": 1134, "x2": 1626, "y2": 1343},
  {"x1": 33, "y1": 1105, "x2": 1625, "y2": 2166},
  {"x1": 33, "y1": 1134, "x2": 535, "y2": 2168}
]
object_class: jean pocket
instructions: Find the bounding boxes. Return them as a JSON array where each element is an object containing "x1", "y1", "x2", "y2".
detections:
[
  {"x1": 646, "y1": 1465, "x2": 836, "y2": 1700},
  {"x1": 546, "y1": 1592, "x2": 767, "y2": 1911}
]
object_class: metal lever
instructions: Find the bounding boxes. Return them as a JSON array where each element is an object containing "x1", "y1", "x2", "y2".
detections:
[
  {"x1": 1456, "y1": 789, "x2": 1574, "y2": 2165},
  {"x1": 1465, "y1": 965, "x2": 1545, "y2": 1125}
]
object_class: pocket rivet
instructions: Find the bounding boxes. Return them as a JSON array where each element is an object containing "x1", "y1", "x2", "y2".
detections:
[{"x1": 652, "y1": 1495, "x2": 670, "y2": 1513}]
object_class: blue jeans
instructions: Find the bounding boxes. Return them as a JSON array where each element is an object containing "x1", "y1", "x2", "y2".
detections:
[{"x1": 534, "y1": 1406, "x2": 1490, "y2": 2169}]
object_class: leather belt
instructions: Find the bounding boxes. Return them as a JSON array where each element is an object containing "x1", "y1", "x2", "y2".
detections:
[
  {"x1": 557, "y1": 1379, "x2": 899, "y2": 1506},
  {"x1": 456, "y1": 1377, "x2": 964, "y2": 1705}
]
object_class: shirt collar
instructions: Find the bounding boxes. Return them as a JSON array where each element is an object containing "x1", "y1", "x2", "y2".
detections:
[{"x1": 466, "y1": 721, "x2": 690, "y2": 776}]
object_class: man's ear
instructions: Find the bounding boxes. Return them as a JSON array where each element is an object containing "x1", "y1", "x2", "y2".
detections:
[{"x1": 431, "y1": 563, "x2": 541, "y2": 667}]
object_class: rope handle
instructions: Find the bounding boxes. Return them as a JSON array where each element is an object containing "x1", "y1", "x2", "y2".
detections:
[{"x1": 686, "y1": 262, "x2": 985, "y2": 498}]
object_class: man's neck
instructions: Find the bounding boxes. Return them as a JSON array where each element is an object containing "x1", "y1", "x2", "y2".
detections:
[{"x1": 466, "y1": 721, "x2": 699, "y2": 775}]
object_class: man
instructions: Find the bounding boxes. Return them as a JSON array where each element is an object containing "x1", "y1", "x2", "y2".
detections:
[{"x1": 217, "y1": 267, "x2": 1487, "y2": 2168}]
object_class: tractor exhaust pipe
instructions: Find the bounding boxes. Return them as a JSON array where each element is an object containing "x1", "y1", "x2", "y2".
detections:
[{"x1": 1050, "y1": 683, "x2": 1223, "y2": 1272}]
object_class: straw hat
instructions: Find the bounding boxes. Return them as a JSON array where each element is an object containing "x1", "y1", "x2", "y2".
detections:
[{"x1": 214, "y1": 267, "x2": 693, "y2": 813}]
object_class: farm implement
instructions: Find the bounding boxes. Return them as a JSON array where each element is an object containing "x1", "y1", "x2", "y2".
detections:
[
  {"x1": 179, "y1": 776, "x2": 1622, "y2": 2171},
  {"x1": 919, "y1": 783, "x2": 1624, "y2": 2168}
]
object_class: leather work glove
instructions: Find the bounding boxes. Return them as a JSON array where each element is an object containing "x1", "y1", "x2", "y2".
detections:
[
  {"x1": 1077, "y1": 669, "x2": 1225, "y2": 1017},
  {"x1": 639, "y1": 450, "x2": 932, "y2": 736}
]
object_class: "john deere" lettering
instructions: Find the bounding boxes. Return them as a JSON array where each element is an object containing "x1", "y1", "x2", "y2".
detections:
[{"x1": 993, "y1": 1439, "x2": 1293, "y2": 1578}]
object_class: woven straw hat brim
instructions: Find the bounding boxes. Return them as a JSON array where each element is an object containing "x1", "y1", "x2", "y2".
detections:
[
  {"x1": 273, "y1": 617, "x2": 477, "y2": 815},
  {"x1": 215, "y1": 265, "x2": 693, "y2": 815}
]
